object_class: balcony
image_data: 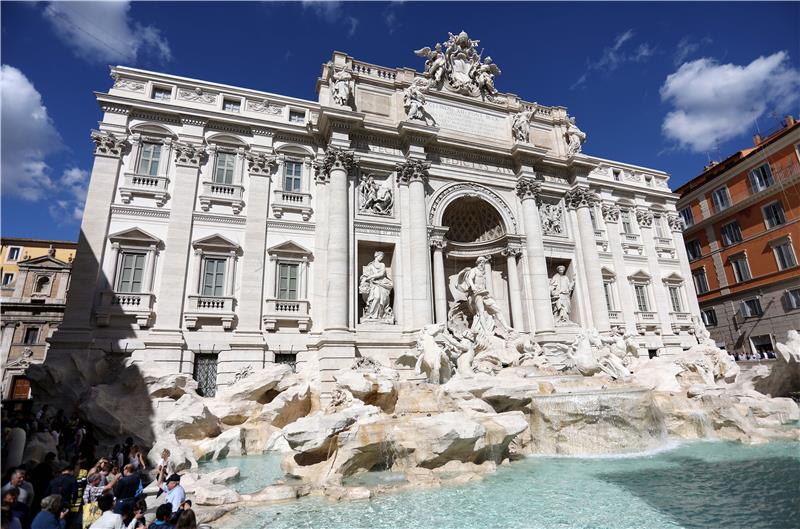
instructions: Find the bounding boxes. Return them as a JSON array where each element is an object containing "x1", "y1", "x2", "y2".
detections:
[
  {"x1": 199, "y1": 181, "x2": 245, "y2": 214},
  {"x1": 608, "y1": 310, "x2": 623, "y2": 323},
  {"x1": 635, "y1": 311, "x2": 660, "y2": 333},
  {"x1": 119, "y1": 172, "x2": 169, "y2": 206},
  {"x1": 95, "y1": 291, "x2": 155, "y2": 328},
  {"x1": 263, "y1": 298, "x2": 311, "y2": 332},
  {"x1": 184, "y1": 295, "x2": 236, "y2": 329},
  {"x1": 271, "y1": 189, "x2": 312, "y2": 221},
  {"x1": 621, "y1": 234, "x2": 644, "y2": 256}
]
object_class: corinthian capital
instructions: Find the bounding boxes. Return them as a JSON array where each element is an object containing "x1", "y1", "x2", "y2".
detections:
[
  {"x1": 564, "y1": 187, "x2": 598, "y2": 209},
  {"x1": 515, "y1": 177, "x2": 542, "y2": 203},
  {"x1": 636, "y1": 208, "x2": 654, "y2": 227},
  {"x1": 246, "y1": 152, "x2": 278, "y2": 175},
  {"x1": 173, "y1": 142, "x2": 207, "y2": 167},
  {"x1": 91, "y1": 130, "x2": 128, "y2": 158},
  {"x1": 601, "y1": 202, "x2": 620, "y2": 222},
  {"x1": 667, "y1": 213, "x2": 684, "y2": 232},
  {"x1": 314, "y1": 147, "x2": 357, "y2": 182},
  {"x1": 395, "y1": 159, "x2": 430, "y2": 185}
]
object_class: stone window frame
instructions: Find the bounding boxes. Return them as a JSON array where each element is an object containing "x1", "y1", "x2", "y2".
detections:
[
  {"x1": 679, "y1": 206, "x2": 694, "y2": 228},
  {"x1": 127, "y1": 127, "x2": 175, "y2": 179},
  {"x1": 740, "y1": 296, "x2": 763, "y2": 319},
  {"x1": 685, "y1": 239, "x2": 702, "y2": 261},
  {"x1": 720, "y1": 220, "x2": 743, "y2": 247},
  {"x1": 728, "y1": 251, "x2": 752, "y2": 283},
  {"x1": 150, "y1": 84, "x2": 174, "y2": 101},
  {"x1": 692, "y1": 267, "x2": 710, "y2": 295},
  {"x1": 749, "y1": 334, "x2": 774, "y2": 356},
  {"x1": 6, "y1": 246, "x2": 21, "y2": 263},
  {"x1": 190, "y1": 234, "x2": 242, "y2": 299},
  {"x1": 288, "y1": 108, "x2": 307, "y2": 124},
  {"x1": 106, "y1": 228, "x2": 163, "y2": 295},
  {"x1": 701, "y1": 308, "x2": 718, "y2": 327},
  {"x1": 628, "y1": 270, "x2": 653, "y2": 313},
  {"x1": 32, "y1": 274, "x2": 53, "y2": 296},
  {"x1": 662, "y1": 272, "x2": 688, "y2": 314},
  {"x1": 784, "y1": 288, "x2": 800, "y2": 310},
  {"x1": 2, "y1": 272, "x2": 15, "y2": 286},
  {"x1": 710, "y1": 185, "x2": 731, "y2": 212},
  {"x1": 748, "y1": 162, "x2": 774, "y2": 193},
  {"x1": 274, "y1": 144, "x2": 315, "y2": 195},
  {"x1": 266, "y1": 241, "x2": 312, "y2": 302},
  {"x1": 768, "y1": 235, "x2": 798, "y2": 271},
  {"x1": 600, "y1": 267, "x2": 619, "y2": 311},
  {"x1": 762, "y1": 200, "x2": 786, "y2": 229},
  {"x1": 221, "y1": 96, "x2": 243, "y2": 113},
  {"x1": 22, "y1": 326, "x2": 40, "y2": 345}
]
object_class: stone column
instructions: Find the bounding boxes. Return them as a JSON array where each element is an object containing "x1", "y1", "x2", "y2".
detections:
[
  {"x1": 502, "y1": 246, "x2": 524, "y2": 329},
  {"x1": 152, "y1": 142, "x2": 206, "y2": 331},
  {"x1": 515, "y1": 178, "x2": 554, "y2": 333},
  {"x1": 318, "y1": 147, "x2": 357, "y2": 331},
  {"x1": 638, "y1": 209, "x2": 673, "y2": 335},
  {"x1": 430, "y1": 238, "x2": 448, "y2": 324},
  {"x1": 397, "y1": 159, "x2": 433, "y2": 329},
  {"x1": 61, "y1": 131, "x2": 128, "y2": 332},
  {"x1": 602, "y1": 203, "x2": 637, "y2": 334},
  {"x1": 565, "y1": 187, "x2": 610, "y2": 332},
  {"x1": 669, "y1": 214, "x2": 702, "y2": 316}
]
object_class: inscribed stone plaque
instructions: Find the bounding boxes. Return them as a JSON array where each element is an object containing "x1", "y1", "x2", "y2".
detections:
[
  {"x1": 425, "y1": 100, "x2": 507, "y2": 138},
  {"x1": 358, "y1": 92, "x2": 391, "y2": 116}
]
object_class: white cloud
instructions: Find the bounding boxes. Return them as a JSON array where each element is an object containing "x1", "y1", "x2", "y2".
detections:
[
  {"x1": 572, "y1": 29, "x2": 655, "y2": 89},
  {"x1": 301, "y1": 1, "x2": 359, "y2": 37},
  {"x1": 0, "y1": 65, "x2": 62, "y2": 201},
  {"x1": 43, "y1": 1, "x2": 171, "y2": 64},
  {"x1": 660, "y1": 51, "x2": 800, "y2": 152},
  {"x1": 48, "y1": 168, "x2": 89, "y2": 222},
  {"x1": 674, "y1": 36, "x2": 712, "y2": 66}
]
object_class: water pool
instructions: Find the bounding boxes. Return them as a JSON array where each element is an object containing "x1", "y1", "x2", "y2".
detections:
[{"x1": 208, "y1": 441, "x2": 800, "y2": 529}]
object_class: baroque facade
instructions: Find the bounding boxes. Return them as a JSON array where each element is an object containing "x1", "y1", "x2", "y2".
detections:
[{"x1": 50, "y1": 33, "x2": 700, "y2": 396}]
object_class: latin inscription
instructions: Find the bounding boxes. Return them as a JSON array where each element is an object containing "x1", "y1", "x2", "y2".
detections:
[{"x1": 425, "y1": 100, "x2": 507, "y2": 138}]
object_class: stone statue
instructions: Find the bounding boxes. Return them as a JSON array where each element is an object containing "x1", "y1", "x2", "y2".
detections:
[
  {"x1": 403, "y1": 79, "x2": 436, "y2": 126},
  {"x1": 692, "y1": 316, "x2": 714, "y2": 346},
  {"x1": 588, "y1": 329, "x2": 633, "y2": 380},
  {"x1": 414, "y1": 323, "x2": 453, "y2": 384},
  {"x1": 549, "y1": 265, "x2": 574, "y2": 325},
  {"x1": 470, "y1": 57, "x2": 501, "y2": 97},
  {"x1": 456, "y1": 256, "x2": 511, "y2": 334},
  {"x1": 413, "y1": 43, "x2": 446, "y2": 85},
  {"x1": 540, "y1": 204, "x2": 564, "y2": 236},
  {"x1": 439, "y1": 329, "x2": 479, "y2": 377},
  {"x1": 360, "y1": 174, "x2": 393, "y2": 215},
  {"x1": 330, "y1": 65, "x2": 353, "y2": 107},
  {"x1": 565, "y1": 117, "x2": 586, "y2": 157},
  {"x1": 511, "y1": 110, "x2": 533, "y2": 143},
  {"x1": 359, "y1": 251, "x2": 394, "y2": 323}
]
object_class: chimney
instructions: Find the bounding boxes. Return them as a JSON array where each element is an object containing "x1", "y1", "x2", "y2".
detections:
[
  {"x1": 753, "y1": 133, "x2": 762, "y2": 146},
  {"x1": 785, "y1": 114, "x2": 795, "y2": 127}
]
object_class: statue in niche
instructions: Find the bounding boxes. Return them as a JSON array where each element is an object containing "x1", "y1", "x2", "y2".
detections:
[
  {"x1": 511, "y1": 110, "x2": 533, "y2": 143},
  {"x1": 540, "y1": 204, "x2": 564, "y2": 236},
  {"x1": 456, "y1": 256, "x2": 511, "y2": 335},
  {"x1": 403, "y1": 79, "x2": 437, "y2": 126},
  {"x1": 358, "y1": 251, "x2": 394, "y2": 323},
  {"x1": 359, "y1": 174, "x2": 393, "y2": 215},
  {"x1": 549, "y1": 265, "x2": 574, "y2": 325},
  {"x1": 565, "y1": 117, "x2": 587, "y2": 156},
  {"x1": 330, "y1": 65, "x2": 353, "y2": 107}
]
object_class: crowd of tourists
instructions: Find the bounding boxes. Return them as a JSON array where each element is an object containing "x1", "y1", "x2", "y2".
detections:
[{"x1": 1, "y1": 406, "x2": 198, "y2": 529}]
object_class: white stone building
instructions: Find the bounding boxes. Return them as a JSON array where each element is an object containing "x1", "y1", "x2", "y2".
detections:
[{"x1": 50, "y1": 34, "x2": 701, "y2": 396}]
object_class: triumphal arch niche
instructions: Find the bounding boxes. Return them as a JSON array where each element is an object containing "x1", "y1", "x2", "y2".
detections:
[{"x1": 66, "y1": 29, "x2": 697, "y2": 393}]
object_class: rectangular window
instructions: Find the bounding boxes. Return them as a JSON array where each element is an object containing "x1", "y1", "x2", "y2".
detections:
[
  {"x1": 7, "y1": 247, "x2": 21, "y2": 261},
  {"x1": 701, "y1": 308, "x2": 718, "y2": 327},
  {"x1": 613, "y1": 169, "x2": 621, "y2": 182},
  {"x1": 763, "y1": 201, "x2": 786, "y2": 229},
  {"x1": 720, "y1": 221, "x2": 742, "y2": 247},
  {"x1": 289, "y1": 110, "x2": 305, "y2": 123},
  {"x1": 653, "y1": 216, "x2": 665, "y2": 238},
  {"x1": 773, "y1": 241, "x2": 797, "y2": 270},
  {"x1": 223, "y1": 98, "x2": 241, "y2": 112},
  {"x1": 748, "y1": 164, "x2": 774, "y2": 192},
  {"x1": 603, "y1": 281, "x2": 614, "y2": 311},
  {"x1": 686, "y1": 239, "x2": 702, "y2": 261},
  {"x1": 277, "y1": 262, "x2": 299, "y2": 300},
  {"x1": 23, "y1": 327, "x2": 39, "y2": 345},
  {"x1": 669, "y1": 286, "x2": 683, "y2": 312},
  {"x1": 751, "y1": 334, "x2": 774, "y2": 357},
  {"x1": 202, "y1": 258, "x2": 226, "y2": 297},
  {"x1": 711, "y1": 187, "x2": 731, "y2": 212},
  {"x1": 138, "y1": 142, "x2": 162, "y2": 177},
  {"x1": 786, "y1": 289, "x2": 800, "y2": 310},
  {"x1": 621, "y1": 210, "x2": 633, "y2": 234},
  {"x1": 283, "y1": 161, "x2": 302, "y2": 192},
  {"x1": 741, "y1": 298, "x2": 763, "y2": 318},
  {"x1": 693, "y1": 269, "x2": 709, "y2": 294},
  {"x1": 213, "y1": 152, "x2": 236, "y2": 184},
  {"x1": 679, "y1": 207, "x2": 694, "y2": 228},
  {"x1": 117, "y1": 252, "x2": 146, "y2": 293},
  {"x1": 2, "y1": 273, "x2": 14, "y2": 286},
  {"x1": 589, "y1": 208, "x2": 598, "y2": 231},
  {"x1": 152, "y1": 87, "x2": 172, "y2": 101},
  {"x1": 634, "y1": 285, "x2": 649, "y2": 312},
  {"x1": 731, "y1": 255, "x2": 751, "y2": 283}
]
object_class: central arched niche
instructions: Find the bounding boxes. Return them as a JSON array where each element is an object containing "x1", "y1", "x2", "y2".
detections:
[{"x1": 441, "y1": 197, "x2": 506, "y2": 243}]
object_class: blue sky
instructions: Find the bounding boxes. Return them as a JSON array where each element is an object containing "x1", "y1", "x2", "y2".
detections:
[{"x1": 2, "y1": 1, "x2": 799, "y2": 241}]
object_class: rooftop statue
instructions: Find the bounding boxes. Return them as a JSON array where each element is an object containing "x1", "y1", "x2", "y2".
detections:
[
  {"x1": 512, "y1": 110, "x2": 534, "y2": 143},
  {"x1": 329, "y1": 64, "x2": 353, "y2": 107},
  {"x1": 403, "y1": 78, "x2": 437, "y2": 126},
  {"x1": 565, "y1": 117, "x2": 587, "y2": 156}
]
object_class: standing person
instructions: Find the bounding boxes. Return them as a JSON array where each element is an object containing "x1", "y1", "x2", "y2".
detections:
[
  {"x1": 109, "y1": 448, "x2": 123, "y2": 473},
  {"x1": 159, "y1": 476, "x2": 184, "y2": 523},
  {"x1": 111, "y1": 467, "x2": 138, "y2": 515},
  {"x1": 2, "y1": 488, "x2": 26, "y2": 526},
  {"x1": 81, "y1": 473, "x2": 113, "y2": 529},
  {"x1": 31, "y1": 453, "x2": 57, "y2": 515},
  {"x1": 44, "y1": 465, "x2": 77, "y2": 525},
  {"x1": 126, "y1": 448, "x2": 144, "y2": 473},
  {"x1": 87, "y1": 494, "x2": 143, "y2": 529},
  {"x1": 154, "y1": 452, "x2": 174, "y2": 490},
  {"x1": 3, "y1": 422, "x2": 26, "y2": 473},
  {"x1": 173, "y1": 510, "x2": 196, "y2": 529},
  {"x1": 31, "y1": 495, "x2": 67, "y2": 529},
  {"x1": 2, "y1": 469, "x2": 34, "y2": 510}
]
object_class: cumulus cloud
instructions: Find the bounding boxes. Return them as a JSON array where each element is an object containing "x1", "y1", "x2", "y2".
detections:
[
  {"x1": 301, "y1": 1, "x2": 359, "y2": 37},
  {"x1": 1, "y1": 65, "x2": 62, "y2": 201},
  {"x1": 572, "y1": 29, "x2": 655, "y2": 89},
  {"x1": 43, "y1": 1, "x2": 171, "y2": 64},
  {"x1": 660, "y1": 51, "x2": 800, "y2": 152}
]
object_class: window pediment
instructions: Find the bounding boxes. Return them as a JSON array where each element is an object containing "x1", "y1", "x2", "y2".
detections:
[
  {"x1": 662, "y1": 272, "x2": 685, "y2": 285},
  {"x1": 628, "y1": 269, "x2": 652, "y2": 283},
  {"x1": 129, "y1": 123, "x2": 177, "y2": 139},
  {"x1": 17, "y1": 255, "x2": 70, "y2": 269},
  {"x1": 109, "y1": 227, "x2": 163, "y2": 247},
  {"x1": 192, "y1": 233, "x2": 241, "y2": 253},
  {"x1": 267, "y1": 240, "x2": 312, "y2": 257},
  {"x1": 600, "y1": 266, "x2": 616, "y2": 280}
]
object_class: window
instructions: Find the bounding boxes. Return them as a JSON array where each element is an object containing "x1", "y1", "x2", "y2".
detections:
[
  {"x1": 621, "y1": 210, "x2": 633, "y2": 234},
  {"x1": 701, "y1": 308, "x2": 718, "y2": 327},
  {"x1": 289, "y1": 110, "x2": 305, "y2": 124},
  {"x1": 786, "y1": 289, "x2": 800, "y2": 310},
  {"x1": 152, "y1": 87, "x2": 171, "y2": 101},
  {"x1": 34, "y1": 276, "x2": 50, "y2": 293},
  {"x1": 750, "y1": 335, "x2": 774, "y2": 357},
  {"x1": 686, "y1": 239, "x2": 702, "y2": 261},
  {"x1": 193, "y1": 353, "x2": 218, "y2": 397},
  {"x1": 612, "y1": 169, "x2": 621, "y2": 182},
  {"x1": 720, "y1": 221, "x2": 742, "y2": 247},
  {"x1": 223, "y1": 98, "x2": 241, "y2": 112},
  {"x1": 7, "y1": 247, "x2": 21, "y2": 261},
  {"x1": 213, "y1": 152, "x2": 236, "y2": 184},
  {"x1": 283, "y1": 161, "x2": 302, "y2": 192},
  {"x1": 589, "y1": 208, "x2": 598, "y2": 230},
  {"x1": 603, "y1": 281, "x2": 615, "y2": 311},
  {"x1": 23, "y1": 327, "x2": 39, "y2": 345},
  {"x1": 711, "y1": 187, "x2": 731, "y2": 212},
  {"x1": 138, "y1": 142, "x2": 162, "y2": 176},
  {"x1": 202, "y1": 258, "x2": 226, "y2": 297},
  {"x1": 10, "y1": 376, "x2": 31, "y2": 400},
  {"x1": 2, "y1": 273, "x2": 14, "y2": 286},
  {"x1": 693, "y1": 269, "x2": 709, "y2": 294},
  {"x1": 749, "y1": 164, "x2": 773, "y2": 192},
  {"x1": 731, "y1": 255, "x2": 751, "y2": 283},
  {"x1": 679, "y1": 207, "x2": 694, "y2": 228},
  {"x1": 763, "y1": 201, "x2": 786, "y2": 229},
  {"x1": 275, "y1": 352, "x2": 297, "y2": 365},
  {"x1": 634, "y1": 285, "x2": 649, "y2": 312},
  {"x1": 653, "y1": 215, "x2": 665, "y2": 238},
  {"x1": 773, "y1": 240, "x2": 797, "y2": 270},
  {"x1": 277, "y1": 262, "x2": 299, "y2": 300},
  {"x1": 741, "y1": 298, "x2": 763, "y2": 318},
  {"x1": 117, "y1": 252, "x2": 146, "y2": 293},
  {"x1": 669, "y1": 286, "x2": 683, "y2": 312}
]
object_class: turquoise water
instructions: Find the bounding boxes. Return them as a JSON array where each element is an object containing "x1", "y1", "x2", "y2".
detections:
[{"x1": 207, "y1": 442, "x2": 800, "y2": 529}]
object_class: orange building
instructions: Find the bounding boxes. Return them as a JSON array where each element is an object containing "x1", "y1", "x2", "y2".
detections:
[{"x1": 675, "y1": 117, "x2": 800, "y2": 357}]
